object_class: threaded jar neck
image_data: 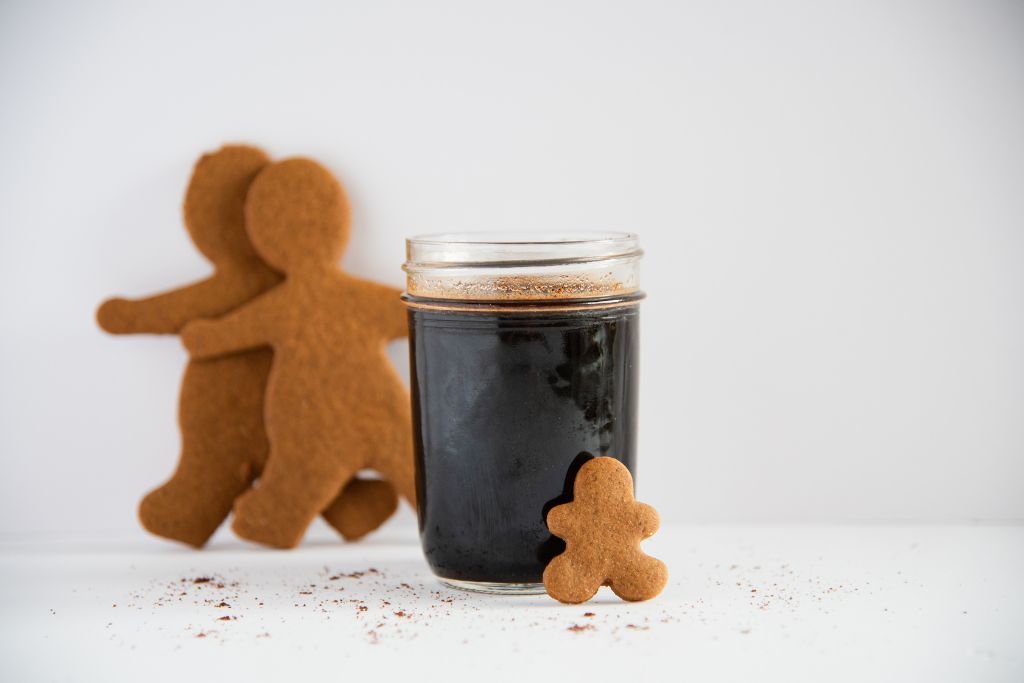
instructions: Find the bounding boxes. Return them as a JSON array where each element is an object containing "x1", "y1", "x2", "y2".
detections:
[{"x1": 403, "y1": 231, "x2": 642, "y2": 302}]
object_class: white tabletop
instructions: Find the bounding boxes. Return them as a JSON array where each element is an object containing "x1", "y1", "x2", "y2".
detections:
[{"x1": 1, "y1": 516, "x2": 1021, "y2": 682}]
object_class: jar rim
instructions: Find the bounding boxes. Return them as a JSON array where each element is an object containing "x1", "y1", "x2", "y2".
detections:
[
  {"x1": 407, "y1": 230, "x2": 637, "y2": 245},
  {"x1": 403, "y1": 231, "x2": 642, "y2": 301},
  {"x1": 405, "y1": 231, "x2": 641, "y2": 269}
]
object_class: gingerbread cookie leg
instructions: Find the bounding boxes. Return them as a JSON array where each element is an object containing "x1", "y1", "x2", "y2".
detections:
[
  {"x1": 322, "y1": 390, "x2": 409, "y2": 538},
  {"x1": 371, "y1": 410, "x2": 417, "y2": 507},
  {"x1": 608, "y1": 555, "x2": 669, "y2": 602},
  {"x1": 542, "y1": 554, "x2": 606, "y2": 604},
  {"x1": 321, "y1": 478, "x2": 398, "y2": 541},
  {"x1": 232, "y1": 444, "x2": 359, "y2": 549},
  {"x1": 139, "y1": 351, "x2": 271, "y2": 547}
]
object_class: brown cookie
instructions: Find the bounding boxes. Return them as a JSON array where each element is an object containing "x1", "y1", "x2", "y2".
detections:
[
  {"x1": 97, "y1": 145, "x2": 397, "y2": 547},
  {"x1": 181, "y1": 157, "x2": 415, "y2": 549},
  {"x1": 543, "y1": 457, "x2": 667, "y2": 604}
]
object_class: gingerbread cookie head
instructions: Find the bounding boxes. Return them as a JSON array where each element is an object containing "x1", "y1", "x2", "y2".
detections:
[
  {"x1": 543, "y1": 457, "x2": 667, "y2": 604},
  {"x1": 245, "y1": 158, "x2": 350, "y2": 273},
  {"x1": 184, "y1": 145, "x2": 271, "y2": 266},
  {"x1": 572, "y1": 454, "x2": 634, "y2": 505}
]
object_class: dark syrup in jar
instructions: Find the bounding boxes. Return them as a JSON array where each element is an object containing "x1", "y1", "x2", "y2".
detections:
[{"x1": 407, "y1": 297, "x2": 639, "y2": 584}]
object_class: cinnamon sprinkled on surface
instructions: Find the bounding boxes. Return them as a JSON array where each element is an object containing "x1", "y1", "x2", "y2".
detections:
[{"x1": 101, "y1": 555, "x2": 864, "y2": 650}]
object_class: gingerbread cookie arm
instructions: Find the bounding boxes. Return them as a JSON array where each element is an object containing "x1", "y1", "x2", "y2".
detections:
[
  {"x1": 98, "y1": 276, "x2": 233, "y2": 335},
  {"x1": 359, "y1": 281, "x2": 407, "y2": 340},
  {"x1": 633, "y1": 502, "x2": 660, "y2": 537},
  {"x1": 181, "y1": 288, "x2": 281, "y2": 359},
  {"x1": 545, "y1": 502, "x2": 573, "y2": 537}
]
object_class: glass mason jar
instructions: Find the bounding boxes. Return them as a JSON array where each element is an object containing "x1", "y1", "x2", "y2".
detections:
[{"x1": 402, "y1": 232, "x2": 643, "y2": 594}]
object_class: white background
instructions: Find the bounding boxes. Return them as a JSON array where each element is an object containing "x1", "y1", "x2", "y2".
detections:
[{"x1": 1, "y1": 0, "x2": 1022, "y2": 538}]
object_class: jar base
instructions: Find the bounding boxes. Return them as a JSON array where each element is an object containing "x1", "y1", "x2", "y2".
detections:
[{"x1": 437, "y1": 577, "x2": 547, "y2": 595}]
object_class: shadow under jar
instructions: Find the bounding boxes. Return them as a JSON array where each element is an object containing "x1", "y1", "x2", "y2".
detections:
[{"x1": 403, "y1": 232, "x2": 643, "y2": 594}]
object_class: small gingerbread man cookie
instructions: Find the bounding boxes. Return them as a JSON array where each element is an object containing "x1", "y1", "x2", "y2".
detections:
[{"x1": 543, "y1": 457, "x2": 668, "y2": 604}]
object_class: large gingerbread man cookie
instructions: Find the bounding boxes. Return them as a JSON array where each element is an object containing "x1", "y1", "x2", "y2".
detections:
[
  {"x1": 97, "y1": 145, "x2": 397, "y2": 547},
  {"x1": 543, "y1": 457, "x2": 667, "y2": 603},
  {"x1": 182, "y1": 157, "x2": 416, "y2": 549}
]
